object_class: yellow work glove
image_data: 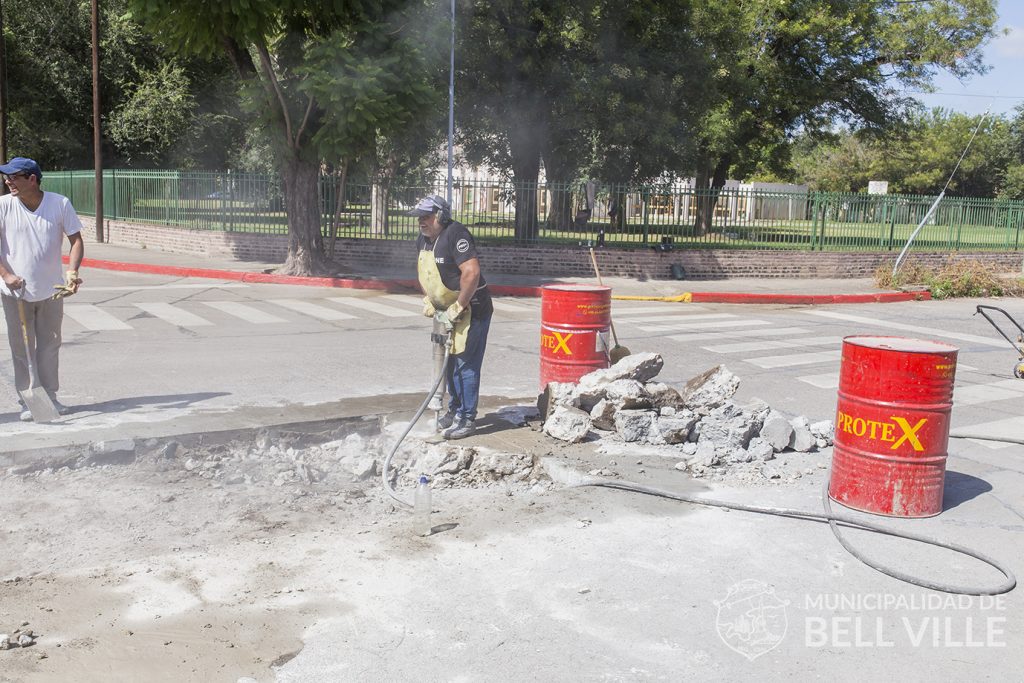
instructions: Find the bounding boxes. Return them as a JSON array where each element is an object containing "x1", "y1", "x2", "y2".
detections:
[
  {"x1": 52, "y1": 270, "x2": 81, "y2": 299},
  {"x1": 445, "y1": 301, "x2": 465, "y2": 321},
  {"x1": 422, "y1": 297, "x2": 436, "y2": 317}
]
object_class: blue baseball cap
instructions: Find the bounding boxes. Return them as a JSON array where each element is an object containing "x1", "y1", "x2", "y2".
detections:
[{"x1": 0, "y1": 157, "x2": 42, "y2": 181}]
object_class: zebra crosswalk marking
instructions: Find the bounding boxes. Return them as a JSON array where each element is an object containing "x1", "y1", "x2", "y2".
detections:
[
  {"x1": 748, "y1": 349, "x2": 842, "y2": 369},
  {"x1": 491, "y1": 300, "x2": 537, "y2": 313},
  {"x1": 803, "y1": 310, "x2": 1007, "y2": 348},
  {"x1": 269, "y1": 299, "x2": 357, "y2": 321},
  {"x1": 667, "y1": 327, "x2": 813, "y2": 343},
  {"x1": 615, "y1": 304, "x2": 710, "y2": 315},
  {"x1": 201, "y1": 301, "x2": 288, "y2": 324},
  {"x1": 797, "y1": 373, "x2": 840, "y2": 389},
  {"x1": 326, "y1": 297, "x2": 416, "y2": 317},
  {"x1": 702, "y1": 336, "x2": 844, "y2": 354},
  {"x1": 134, "y1": 303, "x2": 213, "y2": 327},
  {"x1": 620, "y1": 313, "x2": 737, "y2": 324},
  {"x1": 953, "y1": 382, "x2": 1024, "y2": 406},
  {"x1": 64, "y1": 304, "x2": 133, "y2": 331},
  {"x1": 635, "y1": 319, "x2": 771, "y2": 332}
]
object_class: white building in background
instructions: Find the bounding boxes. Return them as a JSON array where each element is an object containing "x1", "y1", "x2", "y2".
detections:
[{"x1": 439, "y1": 168, "x2": 810, "y2": 223}]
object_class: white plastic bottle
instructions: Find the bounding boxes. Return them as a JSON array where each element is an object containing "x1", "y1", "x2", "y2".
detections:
[{"x1": 414, "y1": 475, "x2": 432, "y2": 536}]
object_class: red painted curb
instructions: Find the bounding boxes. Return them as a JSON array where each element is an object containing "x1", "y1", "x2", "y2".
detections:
[
  {"x1": 688, "y1": 291, "x2": 930, "y2": 304},
  {"x1": 66, "y1": 255, "x2": 929, "y2": 303}
]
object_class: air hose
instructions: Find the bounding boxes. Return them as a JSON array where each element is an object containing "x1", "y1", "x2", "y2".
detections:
[
  {"x1": 381, "y1": 333, "x2": 451, "y2": 509},
  {"x1": 564, "y1": 473, "x2": 1016, "y2": 596}
]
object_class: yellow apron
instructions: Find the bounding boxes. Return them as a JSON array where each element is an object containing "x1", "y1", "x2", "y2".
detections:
[{"x1": 418, "y1": 246, "x2": 472, "y2": 355}]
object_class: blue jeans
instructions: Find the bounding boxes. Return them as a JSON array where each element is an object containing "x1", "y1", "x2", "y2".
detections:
[{"x1": 447, "y1": 312, "x2": 491, "y2": 421}]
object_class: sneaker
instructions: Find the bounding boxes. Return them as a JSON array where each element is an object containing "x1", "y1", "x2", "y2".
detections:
[
  {"x1": 437, "y1": 411, "x2": 457, "y2": 430},
  {"x1": 50, "y1": 399, "x2": 70, "y2": 416},
  {"x1": 19, "y1": 409, "x2": 32, "y2": 422},
  {"x1": 443, "y1": 418, "x2": 476, "y2": 440}
]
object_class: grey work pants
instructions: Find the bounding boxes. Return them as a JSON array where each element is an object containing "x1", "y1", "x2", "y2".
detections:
[{"x1": 2, "y1": 294, "x2": 63, "y2": 396}]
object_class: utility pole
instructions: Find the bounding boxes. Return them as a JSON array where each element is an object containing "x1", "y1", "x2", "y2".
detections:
[
  {"x1": 0, "y1": 0, "x2": 9, "y2": 195},
  {"x1": 91, "y1": 0, "x2": 104, "y2": 242}
]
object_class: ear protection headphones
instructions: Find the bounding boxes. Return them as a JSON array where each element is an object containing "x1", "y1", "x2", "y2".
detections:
[{"x1": 430, "y1": 194, "x2": 452, "y2": 225}]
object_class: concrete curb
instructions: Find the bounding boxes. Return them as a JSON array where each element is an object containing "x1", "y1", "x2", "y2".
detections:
[{"x1": 66, "y1": 255, "x2": 930, "y2": 304}]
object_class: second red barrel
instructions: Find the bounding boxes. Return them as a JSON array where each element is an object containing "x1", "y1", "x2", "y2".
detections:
[
  {"x1": 540, "y1": 284, "x2": 611, "y2": 389},
  {"x1": 828, "y1": 335, "x2": 958, "y2": 518}
]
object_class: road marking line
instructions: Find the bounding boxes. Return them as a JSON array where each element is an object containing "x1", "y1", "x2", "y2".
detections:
[
  {"x1": 88, "y1": 283, "x2": 249, "y2": 291},
  {"x1": 954, "y1": 381, "x2": 1024, "y2": 407},
  {"x1": 134, "y1": 303, "x2": 213, "y2": 327},
  {"x1": 747, "y1": 349, "x2": 842, "y2": 369},
  {"x1": 803, "y1": 310, "x2": 1007, "y2": 348},
  {"x1": 201, "y1": 301, "x2": 288, "y2": 324},
  {"x1": 491, "y1": 300, "x2": 537, "y2": 313},
  {"x1": 622, "y1": 313, "x2": 737, "y2": 323},
  {"x1": 64, "y1": 304, "x2": 133, "y2": 330},
  {"x1": 952, "y1": 416, "x2": 1024, "y2": 450},
  {"x1": 325, "y1": 297, "x2": 417, "y2": 317},
  {"x1": 615, "y1": 305, "x2": 710, "y2": 315},
  {"x1": 667, "y1": 326, "x2": 813, "y2": 342},
  {"x1": 703, "y1": 336, "x2": 844, "y2": 354},
  {"x1": 268, "y1": 299, "x2": 357, "y2": 320},
  {"x1": 798, "y1": 373, "x2": 839, "y2": 389},
  {"x1": 636, "y1": 319, "x2": 771, "y2": 332}
]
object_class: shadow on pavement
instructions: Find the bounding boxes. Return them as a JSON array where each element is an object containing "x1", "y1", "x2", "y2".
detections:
[
  {"x1": 11, "y1": 392, "x2": 234, "y2": 422},
  {"x1": 942, "y1": 469, "x2": 993, "y2": 511}
]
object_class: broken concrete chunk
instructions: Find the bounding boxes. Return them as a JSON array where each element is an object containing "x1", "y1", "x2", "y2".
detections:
[
  {"x1": 651, "y1": 411, "x2": 698, "y2": 445},
  {"x1": 350, "y1": 457, "x2": 379, "y2": 480},
  {"x1": 577, "y1": 353, "x2": 664, "y2": 394},
  {"x1": 646, "y1": 382, "x2": 685, "y2": 410},
  {"x1": 613, "y1": 409, "x2": 657, "y2": 443},
  {"x1": 602, "y1": 379, "x2": 652, "y2": 410},
  {"x1": 689, "y1": 440, "x2": 719, "y2": 468},
  {"x1": 697, "y1": 402, "x2": 759, "y2": 451},
  {"x1": 537, "y1": 382, "x2": 578, "y2": 422},
  {"x1": 789, "y1": 416, "x2": 815, "y2": 452},
  {"x1": 810, "y1": 420, "x2": 835, "y2": 446},
  {"x1": 417, "y1": 447, "x2": 473, "y2": 475},
  {"x1": 589, "y1": 400, "x2": 617, "y2": 431},
  {"x1": 682, "y1": 365, "x2": 740, "y2": 414},
  {"x1": 543, "y1": 405, "x2": 592, "y2": 443},
  {"x1": 746, "y1": 437, "x2": 775, "y2": 462},
  {"x1": 759, "y1": 410, "x2": 795, "y2": 453}
]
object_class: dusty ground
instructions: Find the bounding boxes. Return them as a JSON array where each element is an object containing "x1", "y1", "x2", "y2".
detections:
[{"x1": 0, "y1": 401, "x2": 1017, "y2": 682}]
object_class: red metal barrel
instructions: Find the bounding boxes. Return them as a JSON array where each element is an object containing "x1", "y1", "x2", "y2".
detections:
[
  {"x1": 540, "y1": 284, "x2": 611, "y2": 389},
  {"x1": 829, "y1": 336, "x2": 958, "y2": 518}
]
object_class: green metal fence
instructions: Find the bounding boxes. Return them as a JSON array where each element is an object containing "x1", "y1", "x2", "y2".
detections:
[{"x1": 45, "y1": 170, "x2": 1024, "y2": 252}]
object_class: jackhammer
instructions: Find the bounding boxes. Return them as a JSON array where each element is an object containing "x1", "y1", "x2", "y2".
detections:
[{"x1": 381, "y1": 318, "x2": 453, "y2": 508}]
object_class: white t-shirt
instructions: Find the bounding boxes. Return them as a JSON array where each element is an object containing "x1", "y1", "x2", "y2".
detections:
[{"x1": 0, "y1": 192, "x2": 83, "y2": 302}]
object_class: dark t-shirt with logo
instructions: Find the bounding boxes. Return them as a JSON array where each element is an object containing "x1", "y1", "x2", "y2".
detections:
[{"x1": 416, "y1": 220, "x2": 493, "y2": 318}]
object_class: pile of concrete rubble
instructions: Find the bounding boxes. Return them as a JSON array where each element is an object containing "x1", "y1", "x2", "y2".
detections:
[{"x1": 539, "y1": 352, "x2": 834, "y2": 481}]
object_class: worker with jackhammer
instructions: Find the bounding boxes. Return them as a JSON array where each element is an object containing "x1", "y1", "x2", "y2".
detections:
[{"x1": 409, "y1": 194, "x2": 493, "y2": 440}]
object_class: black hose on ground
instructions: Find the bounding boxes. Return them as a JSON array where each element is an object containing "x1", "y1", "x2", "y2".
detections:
[
  {"x1": 381, "y1": 344, "x2": 451, "y2": 508},
  {"x1": 574, "y1": 477, "x2": 1015, "y2": 596}
]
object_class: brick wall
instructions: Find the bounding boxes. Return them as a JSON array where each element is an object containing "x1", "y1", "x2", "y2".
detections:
[{"x1": 81, "y1": 217, "x2": 1023, "y2": 280}]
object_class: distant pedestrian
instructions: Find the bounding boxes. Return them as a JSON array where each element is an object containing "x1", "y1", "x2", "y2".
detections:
[
  {"x1": 0, "y1": 158, "x2": 84, "y2": 421},
  {"x1": 409, "y1": 194, "x2": 493, "y2": 439}
]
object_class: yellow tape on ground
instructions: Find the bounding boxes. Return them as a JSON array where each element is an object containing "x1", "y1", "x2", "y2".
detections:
[{"x1": 611, "y1": 292, "x2": 693, "y2": 303}]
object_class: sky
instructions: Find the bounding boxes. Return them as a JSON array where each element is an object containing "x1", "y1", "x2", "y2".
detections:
[{"x1": 915, "y1": 0, "x2": 1024, "y2": 118}]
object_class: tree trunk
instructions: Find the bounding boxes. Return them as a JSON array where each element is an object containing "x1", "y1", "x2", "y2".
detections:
[
  {"x1": 542, "y1": 149, "x2": 576, "y2": 231},
  {"x1": 370, "y1": 181, "x2": 391, "y2": 236},
  {"x1": 693, "y1": 154, "x2": 732, "y2": 237},
  {"x1": 509, "y1": 120, "x2": 545, "y2": 242},
  {"x1": 278, "y1": 154, "x2": 330, "y2": 276}
]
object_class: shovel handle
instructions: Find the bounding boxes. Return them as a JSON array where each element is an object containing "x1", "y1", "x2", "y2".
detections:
[
  {"x1": 588, "y1": 247, "x2": 605, "y2": 286},
  {"x1": 589, "y1": 247, "x2": 623, "y2": 348}
]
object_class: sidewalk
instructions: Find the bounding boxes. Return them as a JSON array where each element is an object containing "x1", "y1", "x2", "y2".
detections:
[{"x1": 69, "y1": 241, "x2": 930, "y2": 304}]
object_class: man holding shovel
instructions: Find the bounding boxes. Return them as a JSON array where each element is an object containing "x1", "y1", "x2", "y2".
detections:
[{"x1": 0, "y1": 158, "x2": 84, "y2": 421}]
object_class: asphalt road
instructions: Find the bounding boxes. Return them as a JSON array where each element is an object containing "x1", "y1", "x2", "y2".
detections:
[{"x1": 1, "y1": 268, "x2": 1022, "y2": 450}]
